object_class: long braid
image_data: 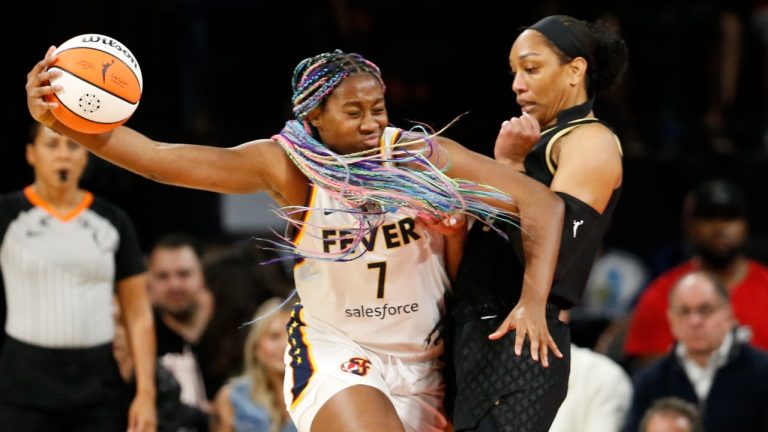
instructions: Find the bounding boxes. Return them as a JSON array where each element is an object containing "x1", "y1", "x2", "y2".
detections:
[
  {"x1": 291, "y1": 50, "x2": 385, "y2": 120},
  {"x1": 261, "y1": 50, "x2": 517, "y2": 261}
]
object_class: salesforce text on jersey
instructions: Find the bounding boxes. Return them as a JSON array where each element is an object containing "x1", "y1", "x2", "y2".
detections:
[{"x1": 345, "y1": 302, "x2": 420, "y2": 319}]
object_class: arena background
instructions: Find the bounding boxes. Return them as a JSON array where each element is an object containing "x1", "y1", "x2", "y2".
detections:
[{"x1": 2, "y1": 0, "x2": 766, "y2": 278}]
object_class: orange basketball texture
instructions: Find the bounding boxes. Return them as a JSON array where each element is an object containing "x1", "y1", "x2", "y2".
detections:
[{"x1": 46, "y1": 34, "x2": 142, "y2": 134}]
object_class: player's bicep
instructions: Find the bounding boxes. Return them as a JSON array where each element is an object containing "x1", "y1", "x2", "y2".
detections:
[
  {"x1": 550, "y1": 130, "x2": 621, "y2": 214},
  {"x1": 149, "y1": 139, "x2": 302, "y2": 200},
  {"x1": 219, "y1": 139, "x2": 300, "y2": 195}
]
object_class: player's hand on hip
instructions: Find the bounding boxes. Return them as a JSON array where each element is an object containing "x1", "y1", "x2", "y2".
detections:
[
  {"x1": 488, "y1": 297, "x2": 563, "y2": 367},
  {"x1": 494, "y1": 113, "x2": 541, "y2": 166},
  {"x1": 25, "y1": 46, "x2": 61, "y2": 128}
]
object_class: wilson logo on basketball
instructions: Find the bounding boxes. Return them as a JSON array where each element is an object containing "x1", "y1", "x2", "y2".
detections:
[
  {"x1": 47, "y1": 33, "x2": 143, "y2": 134},
  {"x1": 81, "y1": 35, "x2": 139, "y2": 69},
  {"x1": 340, "y1": 357, "x2": 372, "y2": 376}
]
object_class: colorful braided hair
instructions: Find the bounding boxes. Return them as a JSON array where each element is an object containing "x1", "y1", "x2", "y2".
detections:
[
  {"x1": 291, "y1": 50, "x2": 385, "y2": 121},
  {"x1": 263, "y1": 50, "x2": 518, "y2": 261}
]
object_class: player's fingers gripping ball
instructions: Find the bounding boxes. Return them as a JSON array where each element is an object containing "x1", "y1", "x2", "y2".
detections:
[{"x1": 45, "y1": 34, "x2": 142, "y2": 134}]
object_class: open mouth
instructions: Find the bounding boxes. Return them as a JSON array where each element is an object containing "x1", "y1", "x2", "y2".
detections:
[{"x1": 57, "y1": 169, "x2": 69, "y2": 182}]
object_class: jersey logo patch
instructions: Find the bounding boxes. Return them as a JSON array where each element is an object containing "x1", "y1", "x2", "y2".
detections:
[
  {"x1": 572, "y1": 219, "x2": 584, "y2": 238},
  {"x1": 340, "y1": 357, "x2": 372, "y2": 376}
]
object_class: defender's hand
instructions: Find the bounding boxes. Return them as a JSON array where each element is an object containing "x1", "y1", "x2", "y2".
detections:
[
  {"x1": 488, "y1": 298, "x2": 563, "y2": 367},
  {"x1": 494, "y1": 113, "x2": 541, "y2": 166}
]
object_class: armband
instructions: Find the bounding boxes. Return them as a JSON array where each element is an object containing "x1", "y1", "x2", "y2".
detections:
[{"x1": 550, "y1": 191, "x2": 606, "y2": 306}]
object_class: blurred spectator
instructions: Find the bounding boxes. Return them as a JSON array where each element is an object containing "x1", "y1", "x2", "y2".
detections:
[
  {"x1": 569, "y1": 247, "x2": 649, "y2": 352},
  {"x1": 549, "y1": 311, "x2": 633, "y2": 432},
  {"x1": 210, "y1": 297, "x2": 297, "y2": 432},
  {"x1": 624, "y1": 271, "x2": 768, "y2": 432},
  {"x1": 579, "y1": 248, "x2": 650, "y2": 322},
  {"x1": 114, "y1": 298, "x2": 209, "y2": 432},
  {"x1": 624, "y1": 179, "x2": 768, "y2": 367},
  {"x1": 638, "y1": 397, "x2": 702, "y2": 432},
  {"x1": 197, "y1": 241, "x2": 293, "y2": 400},
  {"x1": 148, "y1": 233, "x2": 213, "y2": 430}
]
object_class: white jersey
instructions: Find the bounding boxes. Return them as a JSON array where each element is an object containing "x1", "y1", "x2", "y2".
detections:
[
  {"x1": 292, "y1": 127, "x2": 449, "y2": 358},
  {"x1": 0, "y1": 187, "x2": 145, "y2": 348}
]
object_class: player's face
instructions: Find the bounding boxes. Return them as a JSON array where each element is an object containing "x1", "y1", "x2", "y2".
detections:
[
  {"x1": 27, "y1": 126, "x2": 88, "y2": 190},
  {"x1": 508, "y1": 30, "x2": 578, "y2": 127},
  {"x1": 667, "y1": 275, "x2": 733, "y2": 357},
  {"x1": 255, "y1": 311, "x2": 290, "y2": 374},
  {"x1": 148, "y1": 246, "x2": 206, "y2": 321},
  {"x1": 309, "y1": 73, "x2": 388, "y2": 155}
]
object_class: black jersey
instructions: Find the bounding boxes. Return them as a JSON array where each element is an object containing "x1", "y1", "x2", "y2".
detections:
[
  {"x1": 453, "y1": 98, "x2": 622, "y2": 311},
  {"x1": 447, "y1": 99, "x2": 622, "y2": 431}
]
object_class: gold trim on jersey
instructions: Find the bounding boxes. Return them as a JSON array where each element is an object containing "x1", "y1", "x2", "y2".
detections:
[
  {"x1": 292, "y1": 184, "x2": 319, "y2": 271},
  {"x1": 539, "y1": 117, "x2": 597, "y2": 136},
  {"x1": 379, "y1": 128, "x2": 401, "y2": 168},
  {"x1": 543, "y1": 119, "x2": 623, "y2": 175},
  {"x1": 292, "y1": 184, "x2": 318, "y2": 247}
]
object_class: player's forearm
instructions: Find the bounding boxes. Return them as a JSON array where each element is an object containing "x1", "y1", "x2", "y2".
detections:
[{"x1": 518, "y1": 189, "x2": 564, "y2": 303}]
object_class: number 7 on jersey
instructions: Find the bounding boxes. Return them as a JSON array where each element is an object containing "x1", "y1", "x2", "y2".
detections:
[{"x1": 367, "y1": 261, "x2": 387, "y2": 299}]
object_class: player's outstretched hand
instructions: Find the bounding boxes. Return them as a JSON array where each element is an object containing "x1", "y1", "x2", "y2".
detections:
[{"x1": 25, "y1": 46, "x2": 60, "y2": 128}]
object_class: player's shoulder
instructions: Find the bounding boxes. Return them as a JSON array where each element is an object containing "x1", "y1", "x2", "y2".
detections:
[{"x1": 564, "y1": 120, "x2": 617, "y2": 146}]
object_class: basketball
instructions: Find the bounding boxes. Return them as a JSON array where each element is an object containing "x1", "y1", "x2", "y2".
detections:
[{"x1": 46, "y1": 34, "x2": 142, "y2": 134}]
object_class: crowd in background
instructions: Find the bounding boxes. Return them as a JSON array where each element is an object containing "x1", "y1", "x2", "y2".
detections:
[
  {"x1": 2, "y1": 1, "x2": 768, "y2": 431},
  {"x1": 4, "y1": 0, "x2": 768, "y2": 259}
]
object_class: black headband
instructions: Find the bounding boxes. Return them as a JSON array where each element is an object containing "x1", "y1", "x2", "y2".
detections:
[{"x1": 528, "y1": 16, "x2": 593, "y2": 66}]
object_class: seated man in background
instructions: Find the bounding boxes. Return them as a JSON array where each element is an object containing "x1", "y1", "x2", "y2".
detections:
[
  {"x1": 624, "y1": 271, "x2": 768, "y2": 432},
  {"x1": 149, "y1": 234, "x2": 213, "y2": 431},
  {"x1": 625, "y1": 179, "x2": 768, "y2": 368}
]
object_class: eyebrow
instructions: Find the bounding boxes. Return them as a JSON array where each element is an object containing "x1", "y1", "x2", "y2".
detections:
[
  {"x1": 514, "y1": 52, "x2": 542, "y2": 61},
  {"x1": 341, "y1": 98, "x2": 385, "y2": 107}
]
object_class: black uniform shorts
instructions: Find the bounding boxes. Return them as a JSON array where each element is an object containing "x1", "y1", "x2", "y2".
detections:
[
  {"x1": 450, "y1": 304, "x2": 571, "y2": 432},
  {"x1": 0, "y1": 336, "x2": 130, "y2": 431}
]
